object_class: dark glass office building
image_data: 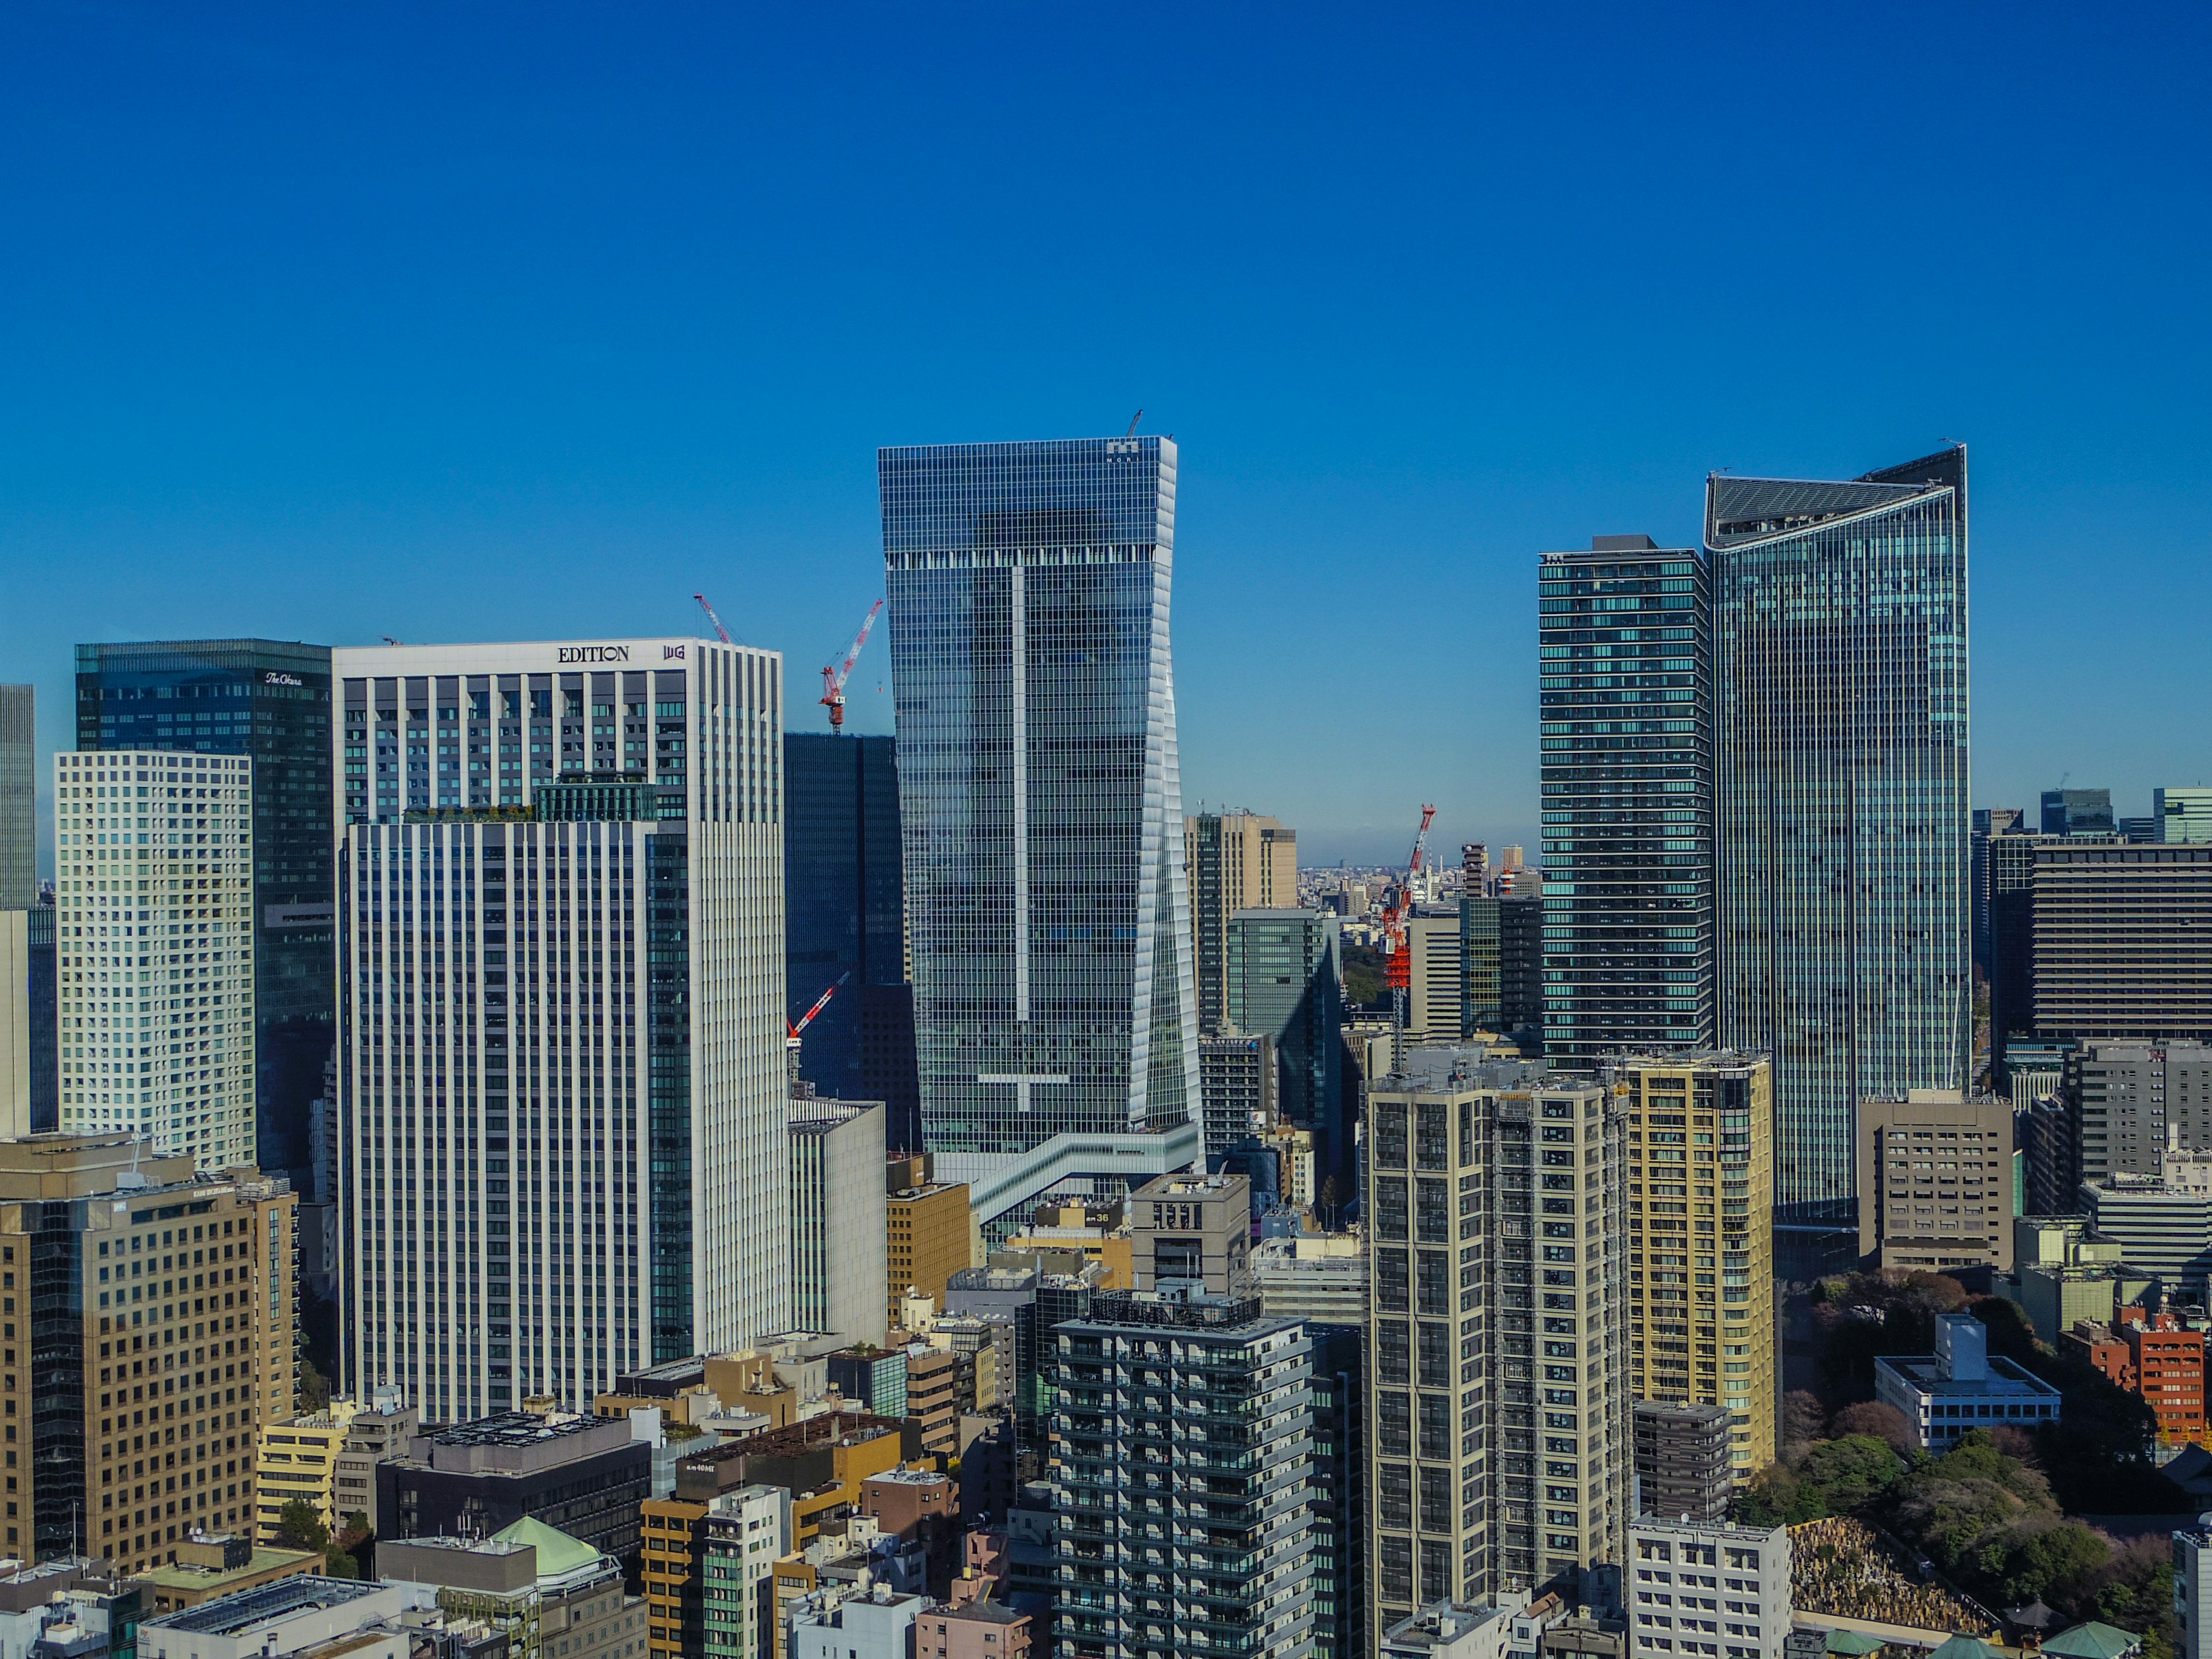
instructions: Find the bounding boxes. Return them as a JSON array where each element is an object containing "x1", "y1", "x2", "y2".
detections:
[
  {"x1": 76, "y1": 639, "x2": 333, "y2": 1186},
  {"x1": 1710, "y1": 449, "x2": 1972, "y2": 1265},
  {"x1": 1537, "y1": 536, "x2": 1714, "y2": 1067},
  {"x1": 880, "y1": 437, "x2": 1200, "y2": 1221},
  {"x1": 784, "y1": 732, "x2": 915, "y2": 1140}
]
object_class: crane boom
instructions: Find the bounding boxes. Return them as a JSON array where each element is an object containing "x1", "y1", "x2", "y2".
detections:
[
  {"x1": 694, "y1": 593, "x2": 733, "y2": 645},
  {"x1": 1378, "y1": 804, "x2": 1438, "y2": 1066},
  {"x1": 789, "y1": 971, "x2": 851, "y2": 1039},
  {"x1": 819, "y1": 599, "x2": 885, "y2": 731}
]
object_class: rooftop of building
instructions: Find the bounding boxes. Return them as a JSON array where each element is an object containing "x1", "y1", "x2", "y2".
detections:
[
  {"x1": 926, "y1": 1599, "x2": 1027, "y2": 1626},
  {"x1": 1876, "y1": 1354, "x2": 2063, "y2": 1399},
  {"x1": 1380, "y1": 1599, "x2": 1522, "y2": 1652},
  {"x1": 142, "y1": 1574, "x2": 382, "y2": 1633},
  {"x1": 866, "y1": 1467, "x2": 950, "y2": 1489},
  {"x1": 1132, "y1": 1172, "x2": 1241, "y2": 1201},
  {"x1": 426, "y1": 1410, "x2": 609, "y2": 1448},
  {"x1": 133, "y1": 1547, "x2": 321, "y2": 1591},
  {"x1": 1628, "y1": 1515, "x2": 1783, "y2": 1544}
]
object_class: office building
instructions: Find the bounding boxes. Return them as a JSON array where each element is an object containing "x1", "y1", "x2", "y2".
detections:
[
  {"x1": 331, "y1": 1385, "x2": 416, "y2": 1535},
  {"x1": 1186, "y1": 812, "x2": 1299, "y2": 1035},
  {"x1": 702, "y1": 1485, "x2": 791, "y2": 1659},
  {"x1": 1460, "y1": 898, "x2": 1544, "y2": 1047},
  {"x1": 2033, "y1": 842, "x2": 2212, "y2": 1043},
  {"x1": 1857, "y1": 1089, "x2": 2016, "y2": 1275},
  {"x1": 0, "y1": 687, "x2": 32, "y2": 912},
  {"x1": 1630, "y1": 1402, "x2": 1732, "y2": 1524},
  {"x1": 2084, "y1": 1157, "x2": 2212, "y2": 1301},
  {"x1": 1971, "y1": 808, "x2": 2024, "y2": 980},
  {"x1": 1615, "y1": 1054, "x2": 1775, "y2": 1478},
  {"x1": 381, "y1": 1517, "x2": 647, "y2": 1659},
  {"x1": 880, "y1": 436, "x2": 1202, "y2": 1228},
  {"x1": 790, "y1": 1585, "x2": 925, "y2": 1659},
  {"x1": 1709, "y1": 448, "x2": 1972, "y2": 1266},
  {"x1": 2159, "y1": 787, "x2": 2212, "y2": 845},
  {"x1": 2003, "y1": 1217, "x2": 2153, "y2": 1344},
  {"x1": 2064, "y1": 1041, "x2": 2212, "y2": 1183},
  {"x1": 785, "y1": 734, "x2": 908, "y2": 1127},
  {"x1": 1873, "y1": 1312, "x2": 2061, "y2": 1451},
  {"x1": 377, "y1": 1411, "x2": 652, "y2": 1566},
  {"x1": 75, "y1": 643, "x2": 335, "y2": 1191},
  {"x1": 1128, "y1": 1170, "x2": 1252, "y2": 1293},
  {"x1": 1225, "y1": 908, "x2": 1346, "y2": 1185},
  {"x1": 1365, "y1": 1058, "x2": 1630, "y2": 1640},
  {"x1": 0, "y1": 910, "x2": 47, "y2": 1137},
  {"x1": 788, "y1": 1097, "x2": 889, "y2": 1346},
  {"x1": 2070, "y1": 1308, "x2": 2207, "y2": 1446},
  {"x1": 0, "y1": 1134, "x2": 298, "y2": 1572},
  {"x1": 2021, "y1": 1092, "x2": 2083, "y2": 1217},
  {"x1": 135, "y1": 1572, "x2": 416, "y2": 1653},
  {"x1": 2043, "y1": 789, "x2": 2116, "y2": 837},
  {"x1": 1253, "y1": 1234, "x2": 1368, "y2": 1327},
  {"x1": 886, "y1": 1153, "x2": 973, "y2": 1328},
  {"x1": 252, "y1": 1399, "x2": 359, "y2": 1545},
  {"x1": 1626, "y1": 1518, "x2": 1790, "y2": 1659},
  {"x1": 825, "y1": 1347, "x2": 907, "y2": 1418},
  {"x1": 54, "y1": 751, "x2": 257, "y2": 1165},
  {"x1": 1049, "y1": 1288, "x2": 1317, "y2": 1659},
  {"x1": 1985, "y1": 828, "x2": 2059, "y2": 1075},
  {"x1": 1404, "y1": 912, "x2": 1465, "y2": 1043},
  {"x1": 918, "y1": 1600, "x2": 1031, "y2": 1659},
  {"x1": 1536, "y1": 538, "x2": 1713, "y2": 1069},
  {"x1": 333, "y1": 638, "x2": 789, "y2": 1418},
  {"x1": 1197, "y1": 1032, "x2": 1275, "y2": 1161}
]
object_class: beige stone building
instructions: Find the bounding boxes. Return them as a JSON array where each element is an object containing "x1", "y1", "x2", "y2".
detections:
[
  {"x1": 1613, "y1": 1053, "x2": 1775, "y2": 1482},
  {"x1": 0, "y1": 1132, "x2": 297, "y2": 1574},
  {"x1": 1857, "y1": 1089, "x2": 2016, "y2": 1275}
]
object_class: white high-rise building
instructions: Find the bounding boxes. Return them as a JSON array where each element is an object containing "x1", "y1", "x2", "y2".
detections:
[
  {"x1": 332, "y1": 639, "x2": 788, "y2": 1422},
  {"x1": 51, "y1": 750, "x2": 257, "y2": 1165}
]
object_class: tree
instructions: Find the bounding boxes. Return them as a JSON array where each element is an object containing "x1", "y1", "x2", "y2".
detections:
[
  {"x1": 1991, "y1": 1520, "x2": 2111, "y2": 1613},
  {"x1": 1828, "y1": 1401, "x2": 1912, "y2": 1454},
  {"x1": 298, "y1": 1357, "x2": 332, "y2": 1415},
  {"x1": 274, "y1": 1498, "x2": 331, "y2": 1555},
  {"x1": 1782, "y1": 1391, "x2": 1827, "y2": 1459},
  {"x1": 1796, "y1": 1434, "x2": 1904, "y2": 1513}
]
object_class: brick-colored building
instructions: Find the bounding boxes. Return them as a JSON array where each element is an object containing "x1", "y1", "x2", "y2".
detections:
[
  {"x1": 2068, "y1": 1308, "x2": 2207, "y2": 1445},
  {"x1": 916, "y1": 1597, "x2": 1029, "y2": 1659}
]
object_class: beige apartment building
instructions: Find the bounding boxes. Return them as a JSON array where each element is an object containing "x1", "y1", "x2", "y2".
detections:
[{"x1": 1857, "y1": 1089, "x2": 2016, "y2": 1275}]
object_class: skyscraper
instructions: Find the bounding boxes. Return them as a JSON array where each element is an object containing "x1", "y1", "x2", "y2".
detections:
[
  {"x1": 1537, "y1": 536, "x2": 1714, "y2": 1068},
  {"x1": 784, "y1": 734, "x2": 911, "y2": 1131},
  {"x1": 880, "y1": 437, "x2": 1201, "y2": 1225},
  {"x1": 1971, "y1": 807, "x2": 2024, "y2": 981},
  {"x1": 1225, "y1": 907, "x2": 1347, "y2": 1188},
  {"x1": 1709, "y1": 448, "x2": 1972, "y2": 1266},
  {"x1": 2041, "y1": 788, "x2": 2115, "y2": 837},
  {"x1": 2157, "y1": 788, "x2": 2212, "y2": 844},
  {"x1": 333, "y1": 639, "x2": 789, "y2": 1420},
  {"x1": 0, "y1": 685, "x2": 33, "y2": 910},
  {"x1": 52, "y1": 749, "x2": 258, "y2": 1166},
  {"x1": 1184, "y1": 810, "x2": 1298, "y2": 1034},
  {"x1": 75, "y1": 641, "x2": 334, "y2": 1189}
]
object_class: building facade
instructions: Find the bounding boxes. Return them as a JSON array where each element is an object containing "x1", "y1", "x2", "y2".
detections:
[
  {"x1": 787, "y1": 1097, "x2": 889, "y2": 1346},
  {"x1": 2032, "y1": 842, "x2": 2212, "y2": 1043},
  {"x1": 784, "y1": 735, "x2": 908, "y2": 1131},
  {"x1": 1709, "y1": 448, "x2": 1972, "y2": 1264},
  {"x1": 0, "y1": 686, "x2": 33, "y2": 911},
  {"x1": 2066, "y1": 1041, "x2": 2212, "y2": 1184},
  {"x1": 334, "y1": 639, "x2": 789, "y2": 1419},
  {"x1": 1971, "y1": 808, "x2": 2024, "y2": 981},
  {"x1": 1614, "y1": 1054, "x2": 1775, "y2": 1479},
  {"x1": 1536, "y1": 537, "x2": 1713, "y2": 1069},
  {"x1": 2158, "y1": 788, "x2": 2212, "y2": 845},
  {"x1": 1365, "y1": 1058, "x2": 1630, "y2": 1643},
  {"x1": 1626, "y1": 1517, "x2": 1790, "y2": 1659},
  {"x1": 1404, "y1": 914, "x2": 1464, "y2": 1044},
  {"x1": 1630, "y1": 1402, "x2": 1732, "y2": 1524},
  {"x1": 2043, "y1": 789, "x2": 2115, "y2": 837},
  {"x1": 54, "y1": 751, "x2": 257, "y2": 1167},
  {"x1": 880, "y1": 437, "x2": 1202, "y2": 1226},
  {"x1": 1196, "y1": 1033, "x2": 1276, "y2": 1162},
  {"x1": 1856, "y1": 1089, "x2": 2016, "y2": 1275},
  {"x1": 1225, "y1": 908, "x2": 1346, "y2": 1189},
  {"x1": 75, "y1": 642, "x2": 335, "y2": 1192},
  {"x1": 378, "y1": 1411, "x2": 652, "y2": 1566},
  {"x1": 1049, "y1": 1289, "x2": 1317, "y2": 1659},
  {"x1": 1185, "y1": 812, "x2": 1298, "y2": 1036},
  {"x1": 702, "y1": 1484, "x2": 791, "y2": 1659}
]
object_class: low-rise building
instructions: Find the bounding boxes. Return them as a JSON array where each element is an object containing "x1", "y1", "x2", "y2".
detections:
[
  {"x1": 1251, "y1": 1232, "x2": 1368, "y2": 1325},
  {"x1": 643, "y1": 1483, "x2": 791, "y2": 1659},
  {"x1": 377, "y1": 1410, "x2": 652, "y2": 1569},
  {"x1": 2066, "y1": 1308, "x2": 2207, "y2": 1445},
  {"x1": 1874, "y1": 1313, "x2": 2063, "y2": 1452},
  {"x1": 2003, "y1": 1216, "x2": 2157, "y2": 1342},
  {"x1": 331, "y1": 1386, "x2": 418, "y2": 1536},
  {"x1": 1627, "y1": 1516, "x2": 1790, "y2": 1659},
  {"x1": 678, "y1": 1413, "x2": 904, "y2": 1548},
  {"x1": 1379, "y1": 1596, "x2": 1529, "y2": 1659},
  {"x1": 253, "y1": 1399, "x2": 359, "y2": 1545},
  {"x1": 2086, "y1": 1155, "x2": 2212, "y2": 1301},
  {"x1": 130, "y1": 1532, "x2": 322, "y2": 1616},
  {"x1": 137, "y1": 1577, "x2": 425, "y2": 1659},
  {"x1": 0, "y1": 1559, "x2": 142, "y2": 1659},
  {"x1": 379, "y1": 1514, "x2": 645, "y2": 1659},
  {"x1": 915, "y1": 1598, "x2": 1028, "y2": 1659},
  {"x1": 789, "y1": 1584, "x2": 923, "y2": 1659}
]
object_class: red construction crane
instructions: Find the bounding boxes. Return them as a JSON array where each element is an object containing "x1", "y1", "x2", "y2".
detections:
[
  {"x1": 820, "y1": 600, "x2": 884, "y2": 732},
  {"x1": 1378, "y1": 805, "x2": 1438, "y2": 1048},
  {"x1": 788, "y1": 971, "x2": 851, "y2": 1042},
  {"x1": 694, "y1": 593, "x2": 733, "y2": 645}
]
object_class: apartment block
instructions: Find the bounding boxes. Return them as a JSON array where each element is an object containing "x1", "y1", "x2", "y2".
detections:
[
  {"x1": 1197, "y1": 1033, "x2": 1276, "y2": 1162},
  {"x1": 1626, "y1": 1517, "x2": 1790, "y2": 1659},
  {"x1": 1616, "y1": 1054, "x2": 1774, "y2": 1479},
  {"x1": 1630, "y1": 1402, "x2": 1731, "y2": 1524},
  {"x1": 1857, "y1": 1090, "x2": 2016, "y2": 1275}
]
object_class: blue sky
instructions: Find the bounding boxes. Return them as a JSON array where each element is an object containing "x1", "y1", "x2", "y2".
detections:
[{"x1": 4, "y1": 2, "x2": 2207, "y2": 868}]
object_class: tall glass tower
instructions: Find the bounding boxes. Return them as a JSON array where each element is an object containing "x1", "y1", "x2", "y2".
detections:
[
  {"x1": 880, "y1": 436, "x2": 1201, "y2": 1224},
  {"x1": 1709, "y1": 448, "x2": 1971, "y2": 1265},
  {"x1": 1537, "y1": 536, "x2": 1714, "y2": 1067}
]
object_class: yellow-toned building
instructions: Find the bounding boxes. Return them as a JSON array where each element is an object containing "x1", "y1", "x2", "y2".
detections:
[
  {"x1": 887, "y1": 1156, "x2": 974, "y2": 1328},
  {"x1": 1617, "y1": 1052, "x2": 1775, "y2": 1478},
  {"x1": 253, "y1": 1399, "x2": 358, "y2": 1543}
]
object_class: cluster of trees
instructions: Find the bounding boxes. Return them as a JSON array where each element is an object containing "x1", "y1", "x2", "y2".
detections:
[
  {"x1": 274, "y1": 1498, "x2": 373, "y2": 1580},
  {"x1": 1737, "y1": 1271, "x2": 2186, "y2": 1655}
]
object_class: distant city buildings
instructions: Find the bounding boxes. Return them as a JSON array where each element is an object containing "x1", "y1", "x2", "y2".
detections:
[
  {"x1": 1537, "y1": 536, "x2": 1713, "y2": 1069},
  {"x1": 1185, "y1": 810, "x2": 1298, "y2": 1035},
  {"x1": 880, "y1": 437, "x2": 1201, "y2": 1227},
  {"x1": 1709, "y1": 448, "x2": 1972, "y2": 1267},
  {"x1": 2043, "y1": 787, "x2": 2116, "y2": 837},
  {"x1": 2158, "y1": 787, "x2": 2212, "y2": 844},
  {"x1": 0, "y1": 685, "x2": 33, "y2": 910}
]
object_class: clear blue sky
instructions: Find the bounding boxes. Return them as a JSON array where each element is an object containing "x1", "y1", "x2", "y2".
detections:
[{"x1": 5, "y1": 2, "x2": 2207, "y2": 869}]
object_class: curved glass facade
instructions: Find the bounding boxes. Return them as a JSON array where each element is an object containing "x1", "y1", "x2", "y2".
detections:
[
  {"x1": 880, "y1": 438, "x2": 1197, "y2": 1180},
  {"x1": 1709, "y1": 449, "x2": 1972, "y2": 1246}
]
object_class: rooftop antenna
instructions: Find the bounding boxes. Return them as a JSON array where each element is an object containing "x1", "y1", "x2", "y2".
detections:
[{"x1": 1126, "y1": 410, "x2": 1143, "y2": 437}]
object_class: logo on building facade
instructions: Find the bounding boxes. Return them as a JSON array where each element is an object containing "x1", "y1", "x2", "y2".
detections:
[
  {"x1": 557, "y1": 646, "x2": 632, "y2": 664},
  {"x1": 263, "y1": 673, "x2": 304, "y2": 687},
  {"x1": 663, "y1": 645, "x2": 686, "y2": 660}
]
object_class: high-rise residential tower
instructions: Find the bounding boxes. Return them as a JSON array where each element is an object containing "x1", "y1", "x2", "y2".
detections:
[
  {"x1": 784, "y1": 733, "x2": 910, "y2": 1131},
  {"x1": 333, "y1": 639, "x2": 789, "y2": 1421},
  {"x1": 75, "y1": 642, "x2": 334, "y2": 1190},
  {"x1": 1537, "y1": 537, "x2": 1714, "y2": 1068},
  {"x1": 53, "y1": 750, "x2": 257, "y2": 1165},
  {"x1": 1709, "y1": 448, "x2": 1972, "y2": 1266},
  {"x1": 1185, "y1": 810, "x2": 1298, "y2": 1035},
  {"x1": 880, "y1": 437, "x2": 1202, "y2": 1225},
  {"x1": 0, "y1": 685, "x2": 34, "y2": 910}
]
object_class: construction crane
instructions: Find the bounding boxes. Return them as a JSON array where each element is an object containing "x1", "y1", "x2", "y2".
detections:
[
  {"x1": 786, "y1": 971, "x2": 852, "y2": 1084},
  {"x1": 820, "y1": 600, "x2": 884, "y2": 732},
  {"x1": 1378, "y1": 804, "x2": 1437, "y2": 1067},
  {"x1": 693, "y1": 593, "x2": 733, "y2": 645}
]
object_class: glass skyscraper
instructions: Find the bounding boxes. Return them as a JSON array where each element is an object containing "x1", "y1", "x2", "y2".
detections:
[
  {"x1": 1537, "y1": 535, "x2": 1713, "y2": 1067},
  {"x1": 76, "y1": 639, "x2": 334, "y2": 1188},
  {"x1": 1709, "y1": 448, "x2": 1971, "y2": 1261},
  {"x1": 880, "y1": 436, "x2": 1201, "y2": 1223}
]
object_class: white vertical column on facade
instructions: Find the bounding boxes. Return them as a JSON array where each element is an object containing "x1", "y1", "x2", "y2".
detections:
[{"x1": 1011, "y1": 560, "x2": 1030, "y2": 1024}]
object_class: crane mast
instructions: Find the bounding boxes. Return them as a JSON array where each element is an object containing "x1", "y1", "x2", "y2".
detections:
[
  {"x1": 1379, "y1": 804, "x2": 1437, "y2": 1070},
  {"x1": 820, "y1": 599, "x2": 884, "y2": 732}
]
